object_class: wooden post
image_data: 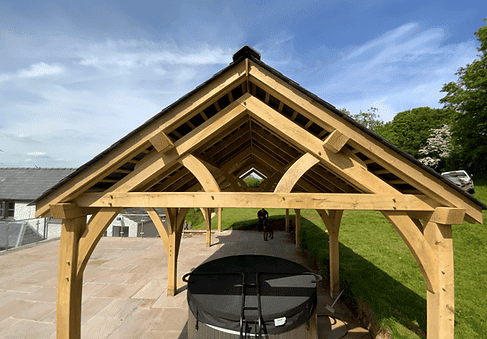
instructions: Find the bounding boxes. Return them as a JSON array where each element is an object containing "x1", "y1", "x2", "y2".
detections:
[
  {"x1": 148, "y1": 208, "x2": 188, "y2": 296},
  {"x1": 205, "y1": 208, "x2": 212, "y2": 247},
  {"x1": 285, "y1": 209, "x2": 289, "y2": 232},
  {"x1": 56, "y1": 216, "x2": 86, "y2": 339},
  {"x1": 294, "y1": 209, "x2": 301, "y2": 247},
  {"x1": 218, "y1": 207, "x2": 222, "y2": 232},
  {"x1": 424, "y1": 221, "x2": 455, "y2": 339},
  {"x1": 317, "y1": 210, "x2": 343, "y2": 297}
]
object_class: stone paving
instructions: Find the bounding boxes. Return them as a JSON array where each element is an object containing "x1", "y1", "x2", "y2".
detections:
[{"x1": 0, "y1": 230, "x2": 371, "y2": 338}]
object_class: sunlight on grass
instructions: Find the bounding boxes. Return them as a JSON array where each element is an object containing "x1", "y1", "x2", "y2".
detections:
[{"x1": 185, "y1": 182, "x2": 487, "y2": 338}]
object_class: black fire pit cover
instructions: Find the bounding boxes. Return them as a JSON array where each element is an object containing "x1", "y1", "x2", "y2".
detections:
[{"x1": 184, "y1": 255, "x2": 318, "y2": 335}]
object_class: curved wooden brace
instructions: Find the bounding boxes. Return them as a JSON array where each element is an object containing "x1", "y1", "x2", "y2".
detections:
[
  {"x1": 382, "y1": 211, "x2": 438, "y2": 293},
  {"x1": 76, "y1": 208, "x2": 122, "y2": 278},
  {"x1": 179, "y1": 154, "x2": 221, "y2": 193},
  {"x1": 242, "y1": 96, "x2": 399, "y2": 195},
  {"x1": 274, "y1": 153, "x2": 319, "y2": 193}
]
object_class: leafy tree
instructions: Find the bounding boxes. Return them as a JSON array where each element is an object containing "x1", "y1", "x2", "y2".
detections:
[
  {"x1": 243, "y1": 175, "x2": 264, "y2": 187},
  {"x1": 340, "y1": 107, "x2": 385, "y2": 134},
  {"x1": 440, "y1": 19, "x2": 487, "y2": 178},
  {"x1": 418, "y1": 124, "x2": 452, "y2": 171},
  {"x1": 382, "y1": 107, "x2": 454, "y2": 158}
]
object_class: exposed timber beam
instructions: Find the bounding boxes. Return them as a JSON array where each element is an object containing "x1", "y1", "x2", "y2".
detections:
[{"x1": 76, "y1": 192, "x2": 438, "y2": 211}]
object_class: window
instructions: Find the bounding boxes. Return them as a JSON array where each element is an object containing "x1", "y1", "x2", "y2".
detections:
[{"x1": 0, "y1": 201, "x2": 15, "y2": 219}]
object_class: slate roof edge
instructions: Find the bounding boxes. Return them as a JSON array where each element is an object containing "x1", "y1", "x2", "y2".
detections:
[
  {"x1": 248, "y1": 56, "x2": 487, "y2": 211},
  {"x1": 32, "y1": 46, "x2": 487, "y2": 211}
]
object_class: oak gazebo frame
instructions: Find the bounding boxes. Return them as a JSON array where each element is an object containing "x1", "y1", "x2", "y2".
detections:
[{"x1": 35, "y1": 46, "x2": 485, "y2": 339}]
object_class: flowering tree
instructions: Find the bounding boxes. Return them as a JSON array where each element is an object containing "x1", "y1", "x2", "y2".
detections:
[{"x1": 418, "y1": 124, "x2": 452, "y2": 171}]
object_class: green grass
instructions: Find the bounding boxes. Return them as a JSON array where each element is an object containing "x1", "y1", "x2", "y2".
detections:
[{"x1": 189, "y1": 183, "x2": 487, "y2": 338}]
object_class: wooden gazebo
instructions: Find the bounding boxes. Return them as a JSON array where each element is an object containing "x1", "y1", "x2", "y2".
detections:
[{"x1": 35, "y1": 46, "x2": 485, "y2": 339}]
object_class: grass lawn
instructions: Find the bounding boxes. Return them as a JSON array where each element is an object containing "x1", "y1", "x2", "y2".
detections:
[{"x1": 189, "y1": 181, "x2": 487, "y2": 338}]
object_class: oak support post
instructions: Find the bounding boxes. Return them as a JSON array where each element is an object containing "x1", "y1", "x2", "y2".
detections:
[
  {"x1": 166, "y1": 233, "x2": 179, "y2": 296},
  {"x1": 56, "y1": 216, "x2": 86, "y2": 339},
  {"x1": 294, "y1": 209, "x2": 301, "y2": 248},
  {"x1": 424, "y1": 221, "x2": 455, "y2": 339},
  {"x1": 218, "y1": 207, "x2": 222, "y2": 232},
  {"x1": 205, "y1": 208, "x2": 212, "y2": 247},
  {"x1": 317, "y1": 210, "x2": 343, "y2": 297},
  {"x1": 285, "y1": 209, "x2": 290, "y2": 232},
  {"x1": 148, "y1": 207, "x2": 188, "y2": 297}
]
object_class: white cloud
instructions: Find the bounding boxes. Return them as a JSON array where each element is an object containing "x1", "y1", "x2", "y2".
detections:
[
  {"x1": 18, "y1": 62, "x2": 64, "y2": 78},
  {"x1": 313, "y1": 22, "x2": 479, "y2": 121}
]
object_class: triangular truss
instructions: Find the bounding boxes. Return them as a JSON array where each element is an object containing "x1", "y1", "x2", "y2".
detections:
[{"x1": 36, "y1": 46, "x2": 484, "y2": 339}]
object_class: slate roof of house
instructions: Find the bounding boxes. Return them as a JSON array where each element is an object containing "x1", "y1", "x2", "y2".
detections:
[{"x1": 0, "y1": 168, "x2": 77, "y2": 201}]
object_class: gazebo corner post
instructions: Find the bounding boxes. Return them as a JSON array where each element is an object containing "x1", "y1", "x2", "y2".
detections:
[
  {"x1": 317, "y1": 209, "x2": 343, "y2": 298},
  {"x1": 166, "y1": 236, "x2": 179, "y2": 296},
  {"x1": 424, "y1": 220, "x2": 455, "y2": 339},
  {"x1": 294, "y1": 209, "x2": 301, "y2": 248},
  {"x1": 218, "y1": 207, "x2": 222, "y2": 232},
  {"x1": 153, "y1": 207, "x2": 189, "y2": 297},
  {"x1": 56, "y1": 215, "x2": 87, "y2": 339},
  {"x1": 205, "y1": 208, "x2": 212, "y2": 247},
  {"x1": 285, "y1": 209, "x2": 290, "y2": 232}
]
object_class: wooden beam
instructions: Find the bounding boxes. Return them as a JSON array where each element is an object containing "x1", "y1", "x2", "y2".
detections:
[
  {"x1": 77, "y1": 192, "x2": 438, "y2": 211},
  {"x1": 274, "y1": 153, "x2": 319, "y2": 193},
  {"x1": 323, "y1": 130, "x2": 349, "y2": 153},
  {"x1": 77, "y1": 208, "x2": 122, "y2": 277},
  {"x1": 36, "y1": 65, "x2": 247, "y2": 218},
  {"x1": 295, "y1": 209, "x2": 301, "y2": 247},
  {"x1": 241, "y1": 95, "x2": 401, "y2": 195},
  {"x1": 248, "y1": 60, "x2": 482, "y2": 223},
  {"x1": 146, "y1": 207, "x2": 188, "y2": 296},
  {"x1": 150, "y1": 132, "x2": 175, "y2": 153},
  {"x1": 317, "y1": 209, "x2": 343, "y2": 297},
  {"x1": 179, "y1": 154, "x2": 220, "y2": 193},
  {"x1": 424, "y1": 220, "x2": 455, "y2": 339},
  {"x1": 409, "y1": 207, "x2": 466, "y2": 225},
  {"x1": 96, "y1": 99, "x2": 249, "y2": 195},
  {"x1": 218, "y1": 207, "x2": 223, "y2": 232},
  {"x1": 285, "y1": 209, "x2": 290, "y2": 232},
  {"x1": 50, "y1": 203, "x2": 90, "y2": 220},
  {"x1": 382, "y1": 211, "x2": 438, "y2": 293},
  {"x1": 56, "y1": 216, "x2": 86, "y2": 339}
]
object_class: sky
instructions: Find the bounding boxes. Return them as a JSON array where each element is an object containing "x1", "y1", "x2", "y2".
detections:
[{"x1": 1, "y1": 0, "x2": 486, "y2": 168}]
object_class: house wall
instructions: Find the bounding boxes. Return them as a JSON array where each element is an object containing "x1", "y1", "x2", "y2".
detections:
[
  {"x1": 106, "y1": 215, "x2": 138, "y2": 237},
  {"x1": 14, "y1": 202, "x2": 36, "y2": 220}
]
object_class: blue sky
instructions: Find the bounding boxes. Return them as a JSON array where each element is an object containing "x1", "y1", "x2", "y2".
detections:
[{"x1": 1, "y1": 0, "x2": 486, "y2": 168}]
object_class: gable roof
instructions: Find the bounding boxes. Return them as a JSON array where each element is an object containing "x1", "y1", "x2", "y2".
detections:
[
  {"x1": 34, "y1": 46, "x2": 485, "y2": 223},
  {"x1": 0, "y1": 168, "x2": 76, "y2": 201}
]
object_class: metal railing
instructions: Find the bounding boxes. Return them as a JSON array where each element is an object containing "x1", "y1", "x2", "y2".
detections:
[{"x1": 0, "y1": 217, "x2": 61, "y2": 252}]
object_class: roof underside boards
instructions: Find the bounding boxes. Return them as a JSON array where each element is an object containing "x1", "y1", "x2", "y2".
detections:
[{"x1": 34, "y1": 47, "x2": 485, "y2": 224}]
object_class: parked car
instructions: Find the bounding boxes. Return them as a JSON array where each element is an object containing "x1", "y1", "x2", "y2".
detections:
[{"x1": 441, "y1": 170, "x2": 475, "y2": 194}]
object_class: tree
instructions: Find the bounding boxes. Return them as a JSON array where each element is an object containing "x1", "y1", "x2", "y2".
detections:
[
  {"x1": 440, "y1": 19, "x2": 487, "y2": 178},
  {"x1": 340, "y1": 107, "x2": 385, "y2": 134},
  {"x1": 418, "y1": 124, "x2": 452, "y2": 172},
  {"x1": 383, "y1": 107, "x2": 454, "y2": 159},
  {"x1": 243, "y1": 175, "x2": 264, "y2": 187}
]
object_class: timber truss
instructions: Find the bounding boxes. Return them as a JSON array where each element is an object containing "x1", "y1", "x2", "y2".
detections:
[{"x1": 35, "y1": 46, "x2": 485, "y2": 339}]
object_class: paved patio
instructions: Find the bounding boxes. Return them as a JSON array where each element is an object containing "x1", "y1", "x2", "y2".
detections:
[{"x1": 0, "y1": 230, "x2": 371, "y2": 338}]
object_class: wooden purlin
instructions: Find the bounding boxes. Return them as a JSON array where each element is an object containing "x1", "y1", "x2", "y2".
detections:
[
  {"x1": 35, "y1": 62, "x2": 248, "y2": 218},
  {"x1": 247, "y1": 59, "x2": 482, "y2": 223}
]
